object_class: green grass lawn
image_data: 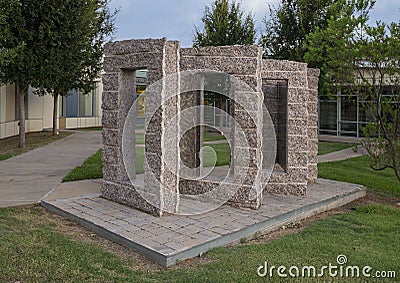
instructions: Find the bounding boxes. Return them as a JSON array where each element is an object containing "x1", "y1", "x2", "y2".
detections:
[
  {"x1": 63, "y1": 143, "x2": 230, "y2": 182},
  {"x1": 4, "y1": 136, "x2": 400, "y2": 281},
  {"x1": 134, "y1": 146, "x2": 145, "y2": 174},
  {"x1": 318, "y1": 142, "x2": 357, "y2": 155},
  {"x1": 135, "y1": 133, "x2": 145, "y2": 145},
  {"x1": 63, "y1": 147, "x2": 145, "y2": 182},
  {"x1": 319, "y1": 156, "x2": 400, "y2": 198},
  {"x1": 204, "y1": 131, "x2": 227, "y2": 142},
  {"x1": 62, "y1": 150, "x2": 103, "y2": 182},
  {"x1": 77, "y1": 127, "x2": 103, "y2": 131},
  {"x1": 203, "y1": 143, "x2": 231, "y2": 167},
  {"x1": 0, "y1": 204, "x2": 399, "y2": 282},
  {"x1": 0, "y1": 131, "x2": 72, "y2": 161}
]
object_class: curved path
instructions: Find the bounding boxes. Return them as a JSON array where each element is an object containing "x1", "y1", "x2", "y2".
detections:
[
  {"x1": 318, "y1": 145, "x2": 366, "y2": 163},
  {"x1": 0, "y1": 131, "x2": 101, "y2": 208}
]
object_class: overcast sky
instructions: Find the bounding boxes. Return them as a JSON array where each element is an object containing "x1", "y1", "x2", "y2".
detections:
[{"x1": 109, "y1": 0, "x2": 400, "y2": 48}]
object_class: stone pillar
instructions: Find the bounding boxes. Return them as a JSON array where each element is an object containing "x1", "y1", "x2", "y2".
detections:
[
  {"x1": 179, "y1": 45, "x2": 265, "y2": 209},
  {"x1": 262, "y1": 60, "x2": 313, "y2": 196},
  {"x1": 101, "y1": 38, "x2": 180, "y2": 217},
  {"x1": 148, "y1": 40, "x2": 180, "y2": 215},
  {"x1": 307, "y1": 68, "x2": 320, "y2": 183}
]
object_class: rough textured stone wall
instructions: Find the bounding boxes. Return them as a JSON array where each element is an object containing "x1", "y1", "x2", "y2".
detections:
[
  {"x1": 262, "y1": 60, "x2": 311, "y2": 196},
  {"x1": 307, "y1": 68, "x2": 320, "y2": 183},
  {"x1": 262, "y1": 79, "x2": 288, "y2": 171},
  {"x1": 180, "y1": 46, "x2": 265, "y2": 209},
  {"x1": 102, "y1": 38, "x2": 180, "y2": 216},
  {"x1": 101, "y1": 38, "x2": 320, "y2": 216}
]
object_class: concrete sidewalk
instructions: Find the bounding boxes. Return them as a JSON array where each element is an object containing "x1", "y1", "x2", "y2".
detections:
[
  {"x1": 0, "y1": 131, "x2": 101, "y2": 208},
  {"x1": 318, "y1": 145, "x2": 366, "y2": 163},
  {"x1": 319, "y1": 134, "x2": 363, "y2": 144}
]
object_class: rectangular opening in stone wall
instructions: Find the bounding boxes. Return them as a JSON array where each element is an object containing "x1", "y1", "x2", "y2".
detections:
[
  {"x1": 179, "y1": 90, "x2": 201, "y2": 173},
  {"x1": 262, "y1": 79, "x2": 288, "y2": 172},
  {"x1": 203, "y1": 92, "x2": 231, "y2": 177},
  {"x1": 204, "y1": 92, "x2": 232, "y2": 133},
  {"x1": 116, "y1": 70, "x2": 136, "y2": 183},
  {"x1": 134, "y1": 69, "x2": 147, "y2": 176},
  {"x1": 179, "y1": 90, "x2": 231, "y2": 185}
]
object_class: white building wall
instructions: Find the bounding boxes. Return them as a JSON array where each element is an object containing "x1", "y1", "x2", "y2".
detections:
[
  {"x1": 42, "y1": 95, "x2": 55, "y2": 130},
  {"x1": 26, "y1": 89, "x2": 44, "y2": 132},
  {"x1": 0, "y1": 85, "x2": 6, "y2": 139},
  {"x1": 0, "y1": 80, "x2": 103, "y2": 140}
]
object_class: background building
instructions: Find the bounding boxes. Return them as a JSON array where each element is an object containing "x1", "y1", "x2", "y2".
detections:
[
  {"x1": 0, "y1": 71, "x2": 150, "y2": 140},
  {"x1": 0, "y1": 82, "x2": 103, "y2": 140},
  {"x1": 319, "y1": 89, "x2": 399, "y2": 138}
]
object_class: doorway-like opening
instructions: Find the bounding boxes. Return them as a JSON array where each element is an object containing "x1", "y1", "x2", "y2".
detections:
[
  {"x1": 134, "y1": 69, "x2": 148, "y2": 177},
  {"x1": 262, "y1": 79, "x2": 288, "y2": 172},
  {"x1": 179, "y1": 89, "x2": 232, "y2": 183}
]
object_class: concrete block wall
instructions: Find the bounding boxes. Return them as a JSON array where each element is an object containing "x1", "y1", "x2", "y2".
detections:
[
  {"x1": 262, "y1": 60, "x2": 314, "y2": 196},
  {"x1": 307, "y1": 68, "x2": 320, "y2": 183},
  {"x1": 101, "y1": 38, "x2": 180, "y2": 216},
  {"x1": 179, "y1": 45, "x2": 264, "y2": 209},
  {"x1": 101, "y1": 38, "x2": 320, "y2": 216}
]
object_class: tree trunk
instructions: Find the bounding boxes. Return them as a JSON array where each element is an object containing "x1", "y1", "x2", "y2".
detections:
[
  {"x1": 18, "y1": 85, "x2": 26, "y2": 148},
  {"x1": 53, "y1": 93, "x2": 59, "y2": 136}
]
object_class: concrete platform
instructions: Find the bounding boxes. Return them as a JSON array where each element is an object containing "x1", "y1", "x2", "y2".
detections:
[{"x1": 41, "y1": 179, "x2": 366, "y2": 267}]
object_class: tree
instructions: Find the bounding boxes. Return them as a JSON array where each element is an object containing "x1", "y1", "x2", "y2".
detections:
[
  {"x1": 304, "y1": 0, "x2": 400, "y2": 181},
  {"x1": 0, "y1": 0, "x2": 46, "y2": 148},
  {"x1": 261, "y1": 0, "x2": 337, "y2": 61},
  {"x1": 0, "y1": 0, "x2": 116, "y2": 145},
  {"x1": 193, "y1": 0, "x2": 256, "y2": 47},
  {"x1": 34, "y1": 0, "x2": 116, "y2": 136}
]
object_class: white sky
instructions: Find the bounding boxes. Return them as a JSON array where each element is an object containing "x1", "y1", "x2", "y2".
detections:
[{"x1": 109, "y1": 0, "x2": 400, "y2": 47}]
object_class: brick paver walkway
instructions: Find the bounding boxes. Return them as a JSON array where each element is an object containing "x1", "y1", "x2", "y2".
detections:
[{"x1": 42, "y1": 179, "x2": 365, "y2": 267}]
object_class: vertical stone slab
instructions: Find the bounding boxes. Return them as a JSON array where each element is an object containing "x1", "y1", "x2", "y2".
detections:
[
  {"x1": 160, "y1": 41, "x2": 180, "y2": 214},
  {"x1": 179, "y1": 90, "x2": 199, "y2": 172},
  {"x1": 101, "y1": 56, "x2": 122, "y2": 185},
  {"x1": 102, "y1": 38, "x2": 173, "y2": 217},
  {"x1": 307, "y1": 68, "x2": 320, "y2": 183},
  {"x1": 118, "y1": 71, "x2": 136, "y2": 181},
  {"x1": 262, "y1": 60, "x2": 313, "y2": 196},
  {"x1": 179, "y1": 45, "x2": 264, "y2": 209}
]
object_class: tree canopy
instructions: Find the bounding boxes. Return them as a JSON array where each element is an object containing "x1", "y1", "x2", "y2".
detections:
[
  {"x1": 35, "y1": 0, "x2": 115, "y2": 96},
  {"x1": 0, "y1": 0, "x2": 48, "y2": 147},
  {"x1": 0, "y1": 0, "x2": 116, "y2": 141},
  {"x1": 304, "y1": 0, "x2": 400, "y2": 180},
  {"x1": 193, "y1": 0, "x2": 256, "y2": 47},
  {"x1": 34, "y1": 0, "x2": 116, "y2": 135},
  {"x1": 261, "y1": 0, "x2": 337, "y2": 61}
]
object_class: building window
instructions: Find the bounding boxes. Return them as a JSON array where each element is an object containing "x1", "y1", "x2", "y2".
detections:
[
  {"x1": 204, "y1": 92, "x2": 231, "y2": 129},
  {"x1": 319, "y1": 96, "x2": 338, "y2": 135},
  {"x1": 61, "y1": 86, "x2": 96, "y2": 118},
  {"x1": 5, "y1": 85, "x2": 16, "y2": 122},
  {"x1": 80, "y1": 89, "x2": 94, "y2": 117},
  {"x1": 318, "y1": 87, "x2": 399, "y2": 138}
]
